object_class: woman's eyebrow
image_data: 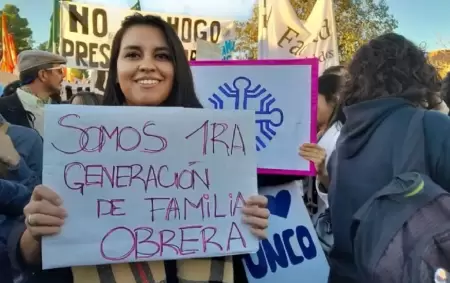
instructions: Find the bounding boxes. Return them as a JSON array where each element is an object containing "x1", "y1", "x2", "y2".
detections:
[
  {"x1": 153, "y1": 46, "x2": 170, "y2": 52},
  {"x1": 122, "y1": 45, "x2": 141, "y2": 51}
]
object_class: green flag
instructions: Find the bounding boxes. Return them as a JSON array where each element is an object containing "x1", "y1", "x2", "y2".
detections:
[
  {"x1": 131, "y1": 0, "x2": 141, "y2": 11},
  {"x1": 47, "y1": 0, "x2": 71, "y2": 53}
]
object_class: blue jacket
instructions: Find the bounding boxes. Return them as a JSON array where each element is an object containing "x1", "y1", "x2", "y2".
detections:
[
  {"x1": 0, "y1": 118, "x2": 43, "y2": 283},
  {"x1": 0, "y1": 121, "x2": 42, "y2": 218},
  {"x1": 327, "y1": 98, "x2": 450, "y2": 281}
]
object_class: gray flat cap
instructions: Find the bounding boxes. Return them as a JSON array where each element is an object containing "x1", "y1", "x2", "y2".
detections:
[{"x1": 17, "y1": 50, "x2": 67, "y2": 72}]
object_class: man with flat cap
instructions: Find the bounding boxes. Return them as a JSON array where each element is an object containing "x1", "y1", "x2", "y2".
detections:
[{"x1": 0, "y1": 50, "x2": 66, "y2": 136}]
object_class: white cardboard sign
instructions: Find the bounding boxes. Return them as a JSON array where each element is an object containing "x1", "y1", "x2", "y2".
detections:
[{"x1": 42, "y1": 105, "x2": 258, "y2": 269}]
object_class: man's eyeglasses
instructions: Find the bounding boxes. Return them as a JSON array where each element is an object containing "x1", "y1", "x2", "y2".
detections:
[{"x1": 46, "y1": 65, "x2": 66, "y2": 75}]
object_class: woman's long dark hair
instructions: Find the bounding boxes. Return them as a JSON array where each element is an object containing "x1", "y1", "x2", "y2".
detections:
[
  {"x1": 327, "y1": 101, "x2": 346, "y2": 129},
  {"x1": 341, "y1": 33, "x2": 441, "y2": 109},
  {"x1": 102, "y1": 14, "x2": 202, "y2": 108},
  {"x1": 69, "y1": 91, "x2": 103, "y2": 105},
  {"x1": 318, "y1": 73, "x2": 346, "y2": 128}
]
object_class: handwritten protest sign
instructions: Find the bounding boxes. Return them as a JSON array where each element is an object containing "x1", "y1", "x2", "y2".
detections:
[
  {"x1": 243, "y1": 182, "x2": 329, "y2": 283},
  {"x1": 42, "y1": 106, "x2": 258, "y2": 269}
]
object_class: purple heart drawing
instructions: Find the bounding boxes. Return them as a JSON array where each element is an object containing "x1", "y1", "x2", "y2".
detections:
[{"x1": 265, "y1": 190, "x2": 291, "y2": 219}]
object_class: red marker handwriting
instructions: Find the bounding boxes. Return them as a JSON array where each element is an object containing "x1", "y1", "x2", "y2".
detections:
[
  {"x1": 99, "y1": 222, "x2": 246, "y2": 261},
  {"x1": 97, "y1": 199, "x2": 126, "y2": 218},
  {"x1": 185, "y1": 120, "x2": 246, "y2": 156},
  {"x1": 63, "y1": 162, "x2": 210, "y2": 195},
  {"x1": 51, "y1": 114, "x2": 167, "y2": 154}
]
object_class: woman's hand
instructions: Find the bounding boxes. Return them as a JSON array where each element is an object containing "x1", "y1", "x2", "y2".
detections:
[
  {"x1": 0, "y1": 130, "x2": 20, "y2": 167},
  {"x1": 23, "y1": 185, "x2": 67, "y2": 241},
  {"x1": 299, "y1": 143, "x2": 331, "y2": 187},
  {"x1": 299, "y1": 143, "x2": 327, "y2": 175},
  {"x1": 242, "y1": 195, "x2": 270, "y2": 239}
]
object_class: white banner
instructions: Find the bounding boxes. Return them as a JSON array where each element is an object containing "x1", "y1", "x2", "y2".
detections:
[
  {"x1": 60, "y1": 2, "x2": 232, "y2": 70},
  {"x1": 258, "y1": 0, "x2": 339, "y2": 73},
  {"x1": 257, "y1": 0, "x2": 310, "y2": 59}
]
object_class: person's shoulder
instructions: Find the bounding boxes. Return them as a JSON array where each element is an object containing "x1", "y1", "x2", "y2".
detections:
[
  {"x1": 423, "y1": 110, "x2": 450, "y2": 131},
  {"x1": 8, "y1": 124, "x2": 41, "y2": 143},
  {"x1": 423, "y1": 110, "x2": 450, "y2": 149},
  {"x1": 0, "y1": 92, "x2": 19, "y2": 107}
]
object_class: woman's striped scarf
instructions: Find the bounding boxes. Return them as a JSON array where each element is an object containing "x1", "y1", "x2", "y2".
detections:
[{"x1": 72, "y1": 257, "x2": 234, "y2": 283}]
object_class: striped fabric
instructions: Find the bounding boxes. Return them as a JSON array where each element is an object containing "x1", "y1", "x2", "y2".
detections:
[{"x1": 72, "y1": 257, "x2": 234, "y2": 283}]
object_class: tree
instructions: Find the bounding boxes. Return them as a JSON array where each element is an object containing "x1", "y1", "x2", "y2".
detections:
[
  {"x1": 235, "y1": 0, "x2": 398, "y2": 63},
  {"x1": 37, "y1": 41, "x2": 49, "y2": 51},
  {"x1": 70, "y1": 68, "x2": 89, "y2": 80},
  {"x1": 0, "y1": 4, "x2": 33, "y2": 52},
  {"x1": 429, "y1": 38, "x2": 450, "y2": 78},
  {"x1": 428, "y1": 49, "x2": 450, "y2": 78}
]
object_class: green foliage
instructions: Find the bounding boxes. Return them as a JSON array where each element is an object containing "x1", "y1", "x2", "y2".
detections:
[
  {"x1": 235, "y1": 0, "x2": 398, "y2": 62},
  {"x1": 70, "y1": 68, "x2": 89, "y2": 80},
  {"x1": 0, "y1": 4, "x2": 33, "y2": 52},
  {"x1": 37, "y1": 41, "x2": 49, "y2": 51}
]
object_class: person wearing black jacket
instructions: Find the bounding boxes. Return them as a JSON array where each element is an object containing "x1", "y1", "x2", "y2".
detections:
[{"x1": 0, "y1": 50, "x2": 66, "y2": 136}]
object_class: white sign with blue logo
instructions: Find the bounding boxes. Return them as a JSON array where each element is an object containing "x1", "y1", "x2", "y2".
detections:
[
  {"x1": 242, "y1": 182, "x2": 329, "y2": 283},
  {"x1": 190, "y1": 59, "x2": 319, "y2": 175}
]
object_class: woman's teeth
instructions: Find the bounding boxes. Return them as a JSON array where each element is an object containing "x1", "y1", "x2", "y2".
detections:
[{"x1": 137, "y1": 80, "x2": 159, "y2": 85}]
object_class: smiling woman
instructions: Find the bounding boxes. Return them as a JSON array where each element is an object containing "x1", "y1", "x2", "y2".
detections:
[
  {"x1": 116, "y1": 25, "x2": 174, "y2": 106},
  {"x1": 9, "y1": 13, "x2": 269, "y2": 283},
  {"x1": 103, "y1": 14, "x2": 203, "y2": 108}
]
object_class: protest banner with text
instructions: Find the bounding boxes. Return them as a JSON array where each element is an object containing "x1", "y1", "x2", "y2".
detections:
[
  {"x1": 41, "y1": 106, "x2": 258, "y2": 269},
  {"x1": 60, "y1": 2, "x2": 232, "y2": 70}
]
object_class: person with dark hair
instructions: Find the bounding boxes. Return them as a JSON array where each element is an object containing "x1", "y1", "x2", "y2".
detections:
[
  {"x1": 299, "y1": 74, "x2": 344, "y2": 220},
  {"x1": 316, "y1": 74, "x2": 341, "y2": 134},
  {"x1": 323, "y1": 65, "x2": 346, "y2": 76},
  {"x1": 0, "y1": 50, "x2": 66, "y2": 136},
  {"x1": 102, "y1": 15, "x2": 202, "y2": 108},
  {"x1": 64, "y1": 85, "x2": 73, "y2": 101},
  {"x1": 7, "y1": 14, "x2": 269, "y2": 283},
  {"x1": 69, "y1": 91, "x2": 102, "y2": 105},
  {"x1": 441, "y1": 72, "x2": 450, "y2": 113},
  {"x1": 326, "y1": 33, "x2": 450, "y2": 282}
]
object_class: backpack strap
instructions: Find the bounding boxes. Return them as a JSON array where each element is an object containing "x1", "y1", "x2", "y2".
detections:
[
  {"x1": 351, "y1": 110, "x2": 428, "y2": 234},
  {"x1": 353, "y1": 109, "x2": 426, "y2": 214}
]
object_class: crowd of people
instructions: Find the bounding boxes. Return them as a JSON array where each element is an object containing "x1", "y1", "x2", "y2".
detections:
[{"x1": 1, "y1": 12, "x2": 450, "y2": 283}]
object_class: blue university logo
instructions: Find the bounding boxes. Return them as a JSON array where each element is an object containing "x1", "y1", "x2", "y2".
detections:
[{"x1": 208, "y1": 76, "x2": 284, "y2": 151}]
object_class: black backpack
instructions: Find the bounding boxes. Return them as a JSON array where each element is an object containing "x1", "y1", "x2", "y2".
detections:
[{"x1": 350, "y1": 110, "x2": 450, "y2": 283}]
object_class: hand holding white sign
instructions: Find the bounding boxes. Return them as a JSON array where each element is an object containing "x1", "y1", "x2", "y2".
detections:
[{"x1": 41, "y1": 105, "x2": 260, "y2": 269}]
